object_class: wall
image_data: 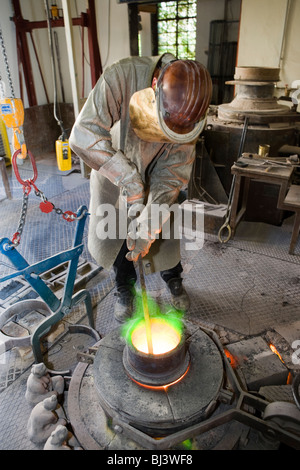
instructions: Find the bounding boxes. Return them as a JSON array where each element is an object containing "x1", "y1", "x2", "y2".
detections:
[
  {"x1": 1, "y1": 0, "x2": 300, "y2": 110},
  {"x1": 0, "y1": 0, "x2": 130, "y2": 108},
  {"x1": 279, "y1": 0, "x2": 300, "y2": 87},
  {"x1": 196, "y1": 0, "x2": 241, "y2": 66},
  {"x1": 99, "y1": 0, "x2": 131, "y2": 68},
  {"x1": 0, "y1": 0, "x2": 238, "y2": 109},
  {"x1": 237, "y1": 0, "x2": 300, "y2": 87}
]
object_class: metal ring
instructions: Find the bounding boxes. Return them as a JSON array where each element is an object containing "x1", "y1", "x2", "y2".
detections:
[
  {"x1": 12, "y1": 149, "x2": 38, "y2": 187},
  {"x1": 218, "y1": 224, "x2": 232, "y2": 244},
  {"x1": 62, "y1": 210, "x2": 77, "y2": 222}
]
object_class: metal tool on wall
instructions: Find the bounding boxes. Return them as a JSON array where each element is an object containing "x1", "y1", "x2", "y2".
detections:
[{"x1": 218, "y1": 116, "x2": 249, "y2": 243}]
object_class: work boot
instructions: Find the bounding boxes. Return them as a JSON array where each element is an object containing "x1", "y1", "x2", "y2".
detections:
[
  {"x1": 114, "y1": 285, "x2": 135, "y2": 323},
  {"x1": 166, "y1": 278, "x2": 190, "y2": 311}
]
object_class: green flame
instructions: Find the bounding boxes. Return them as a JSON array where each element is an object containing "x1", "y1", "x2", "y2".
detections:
[{"x1": 121, "y1": 292, "x2": 184, "y2": 346}]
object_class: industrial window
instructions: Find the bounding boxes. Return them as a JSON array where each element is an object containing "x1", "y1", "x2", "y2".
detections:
[{"x1": 157, "y1": 0, "x2": 197, "y2": 60}]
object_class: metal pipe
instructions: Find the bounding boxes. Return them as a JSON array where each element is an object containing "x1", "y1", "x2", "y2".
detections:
[
  {"x1": 44, "y1": 0, "x2": 65, "y2": 137},
  {"x1": 137, "y1": 257, "x2": 153, "y2": 355},
  {"x1": 54, "y1": 31, "x2": 66, "y2": 103},
  {"x1": 61, "y1": 0, "x2": 80, "y2": 119},
  {"x1": 278, "y1": 0, "x2": 291, "y2": 69}
]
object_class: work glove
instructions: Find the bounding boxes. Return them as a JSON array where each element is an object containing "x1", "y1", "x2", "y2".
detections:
[
  {"x1": 126, "y1": 206, "x2": 158, "y2": 261},
  {"x1": 126, "y1": 226, "x2": 156, "y2": 262},
  {"x1": 98, "y1": 150, "x2": 145, "y2": 206}
]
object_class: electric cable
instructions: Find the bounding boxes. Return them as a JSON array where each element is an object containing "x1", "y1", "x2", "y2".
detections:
[{"x1": 44, "y1": 0, "x2": 67, "y2": 140}]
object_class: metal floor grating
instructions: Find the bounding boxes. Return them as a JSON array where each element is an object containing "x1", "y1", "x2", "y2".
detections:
[{"x1": 0, "y1": 154, "x2": 300, "y2": 449}]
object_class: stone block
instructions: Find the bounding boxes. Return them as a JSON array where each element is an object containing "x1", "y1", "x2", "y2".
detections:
[{"x1": 226, "y1": 336, "x2": 289, "y2": 391}]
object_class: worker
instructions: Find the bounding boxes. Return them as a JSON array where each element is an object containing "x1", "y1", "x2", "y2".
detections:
[{"x1": 69, "y1": 53, "x2": 212, "y2": 322}]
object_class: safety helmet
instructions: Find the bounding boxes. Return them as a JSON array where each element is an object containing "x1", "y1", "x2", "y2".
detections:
[{"x1": 155, "y1": 60, "x2": 212, "y2": 143}]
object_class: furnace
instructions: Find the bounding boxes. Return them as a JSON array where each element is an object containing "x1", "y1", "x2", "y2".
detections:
[
  {"x1": 68, "y1": 319, "x2": 300, "y2": 451},
  {"x1": 93, "y1": 323, "x2": 223, "y2": 438},
  {"x1": 122, "y1": 316, "x2": 191, "y2": 388},
  {"x1": 203, "y1": 66, "x2": 300, "y2": 202}
]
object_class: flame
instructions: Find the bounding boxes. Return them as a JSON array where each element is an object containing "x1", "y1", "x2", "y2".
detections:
[
  {"x1": 269, "y1": 343, "x2": 284, "y2": 363},
  {"x1": 224, "y1": 348, "x2": 238, "y2": 368},
  {"x1": 286, "y1": 372, "x2": 293, "y2": 385},
  {"x1": 131, "y1": 317, "x2": 181, "y2": 355},
  {"x1": 130, "y1": 364, "x2": 190, "y2": 391},
  {"x1": 269, "y1": 344, "x2": 292, "y2": 385}
]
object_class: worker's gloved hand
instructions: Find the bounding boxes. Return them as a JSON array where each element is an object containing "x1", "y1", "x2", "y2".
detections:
[
  {"x1": 126, "y1": 214, "x2": 157, "y2": 261},
  {"x1": 126, "y1": 231, "x2": 155, "y2": 262},
  {"x1": 98, "y1": 150, "x2": 145, "y2": 206}
]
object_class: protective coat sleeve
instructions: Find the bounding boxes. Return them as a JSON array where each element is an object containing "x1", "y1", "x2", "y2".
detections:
[
  {"x1": 69, "y1": 75, "x2": 121, "y2": 171},
  {"x1": 133, "y1": 143, "x2": 196, "y2": 239}
]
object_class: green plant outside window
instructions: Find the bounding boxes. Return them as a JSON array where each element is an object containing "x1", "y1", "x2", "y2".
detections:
[{"x1": 157, "y1": 1, "x2": 197, "y2": 60}]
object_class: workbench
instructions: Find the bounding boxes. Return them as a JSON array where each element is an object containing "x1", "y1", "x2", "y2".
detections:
[{"x1": 229, "y1": 155, "x2": 294, "y2": 237}]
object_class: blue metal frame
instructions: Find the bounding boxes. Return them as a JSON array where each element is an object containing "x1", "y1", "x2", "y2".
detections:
[{"x1": 0, "y1": 205, "x2": 96, "y2": 363}]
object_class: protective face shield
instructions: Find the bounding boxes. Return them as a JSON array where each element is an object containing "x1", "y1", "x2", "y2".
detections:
[{"x1": 129, "y1": 59, "x2": 212, "y2": 144}]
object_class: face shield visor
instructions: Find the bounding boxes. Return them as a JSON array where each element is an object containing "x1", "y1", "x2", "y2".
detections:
[{"x1": 129, "y1": 60, "x2": 212, "y2": 144}]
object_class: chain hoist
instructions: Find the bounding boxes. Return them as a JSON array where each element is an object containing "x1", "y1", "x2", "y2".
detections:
[
  {"x1": 0, "y1": 24, "x2": 27, "y2": 159},
  {"x1": 0, "y1": 23, "x2": 81, "y2": 247}
]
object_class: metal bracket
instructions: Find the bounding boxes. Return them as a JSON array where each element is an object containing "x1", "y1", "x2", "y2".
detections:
[
  {"x1": 76, "y1": 345, "x2": 99, "y2": 364},
  {"x1": 0, "y1": 205, "x2": 99, "y2": 364}
]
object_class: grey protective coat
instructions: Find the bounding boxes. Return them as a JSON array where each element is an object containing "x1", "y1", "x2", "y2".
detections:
[{"x1": 69, "y1": 54, "x2": 196, "y2": 274}]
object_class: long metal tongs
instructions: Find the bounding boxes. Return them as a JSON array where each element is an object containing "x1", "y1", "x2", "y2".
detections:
[
  {"x1": 218, "y1": 116, "x2": 249, "y2": 243},
  {"x1": 137, "y1": 257, "x2": 153, "y2": 354}
]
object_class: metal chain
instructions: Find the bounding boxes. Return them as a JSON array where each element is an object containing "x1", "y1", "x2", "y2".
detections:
[
  {"x1": 0, "y1": 77, "x2": 5, "y2": 99},
  {"x1": 34, "y1": 188, "x2": 78, "y2": 221},
  {"x1": 0, "y1": 24, "x2": 15, "y2": 98},
  {"x1": 11, "y1": 184, "x2": 80, "y2": 246},
  {"x1": 10, "y1": 183, "x2": 82, "y2": 247},
  {"x1": 12, "y1": 186, "x2": 31, "y2": 245}
]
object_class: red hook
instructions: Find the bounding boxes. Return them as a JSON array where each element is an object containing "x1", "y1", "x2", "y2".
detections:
[{"x1": 12, "y1": 149, "x2": 38, "y2": 187}]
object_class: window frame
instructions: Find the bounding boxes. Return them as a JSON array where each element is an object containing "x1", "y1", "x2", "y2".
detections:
[{"x1": 157, "y1": 1, "x2": 197, "y2": 60}]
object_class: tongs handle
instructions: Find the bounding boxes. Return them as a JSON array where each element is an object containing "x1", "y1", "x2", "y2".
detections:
[{"x1": 137, "y1": 257, "x2": 153, "y2": 354}]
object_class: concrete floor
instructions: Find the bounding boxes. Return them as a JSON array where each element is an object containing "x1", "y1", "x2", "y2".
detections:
[{"x1": 0, "y1": 152, "x2": 300, "y2": 450}]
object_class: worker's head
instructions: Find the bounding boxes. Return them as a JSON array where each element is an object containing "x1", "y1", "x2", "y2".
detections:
[
  {"x1": 155, "y1": 59, "x2": 212, "y2": 138},
  {"x1": 129, "y1": 59, "x2": 212, "y2": 144}
]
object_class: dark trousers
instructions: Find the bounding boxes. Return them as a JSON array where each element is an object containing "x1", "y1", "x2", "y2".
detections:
[{"x1": 113, "y1": 241, "x2": 183, "y2": 289}]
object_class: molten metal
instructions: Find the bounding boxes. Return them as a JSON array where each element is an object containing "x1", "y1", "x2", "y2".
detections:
[{"x1": 131, "y1": 317, "x2": 181, "y2": 355}]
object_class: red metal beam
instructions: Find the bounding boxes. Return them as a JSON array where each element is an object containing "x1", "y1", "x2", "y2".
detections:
[
  {"x1": 12, "y1": 0, "x2": 37, "y2": 106},
  {"x1": 16, "y1": 17, "x2": 87, "y2": 32},
  {"x1": 11, "y1": 0, "x2": 101, "y2": 106},
  {"x1": 86, "y1": 0, "x2": 102, "y2": 86}
]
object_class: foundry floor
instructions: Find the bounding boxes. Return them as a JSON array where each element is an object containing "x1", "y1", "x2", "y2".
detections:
[{"x1": 0, "y1": 152, "x2": 299, "y2": 450}]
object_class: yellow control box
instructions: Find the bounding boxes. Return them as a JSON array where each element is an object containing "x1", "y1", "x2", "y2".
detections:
[{"x1": 56, "y1": 139, "x2": 72, "y2": 171}]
